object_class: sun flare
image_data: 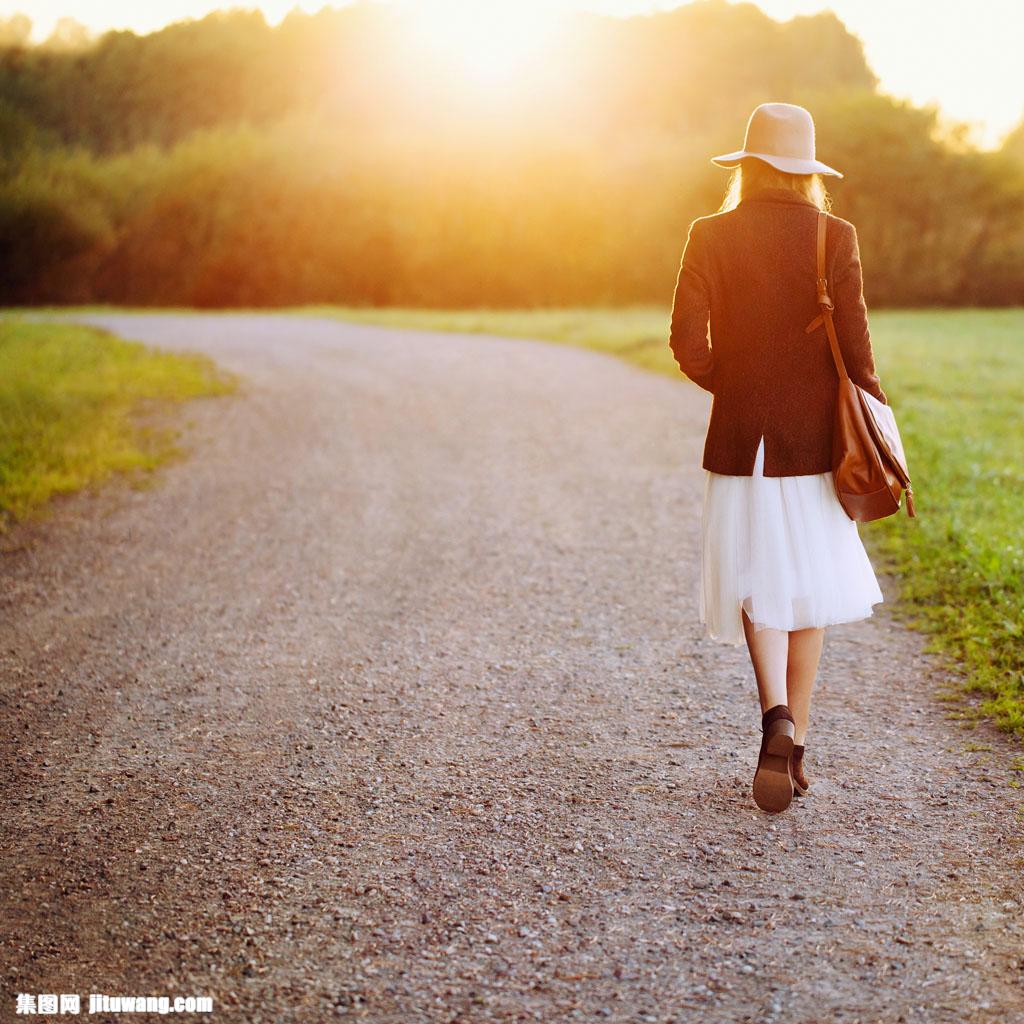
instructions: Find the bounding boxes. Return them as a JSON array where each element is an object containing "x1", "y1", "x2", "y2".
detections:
[{"x1": 399, "y1": 0, "x2": 565, "y2": 87}]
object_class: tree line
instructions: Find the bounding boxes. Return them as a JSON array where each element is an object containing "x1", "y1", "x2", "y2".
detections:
[{"x1": 1, "y1": 0, "x2": 1022, "y2": 308}]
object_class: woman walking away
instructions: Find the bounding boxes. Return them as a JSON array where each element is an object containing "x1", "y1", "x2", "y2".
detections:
[{"x1": 668, "y1": 102, "x2": 887, "y2": 814}]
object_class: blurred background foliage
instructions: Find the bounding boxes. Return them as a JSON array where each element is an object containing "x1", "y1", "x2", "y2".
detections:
[{"x1": 0, "y1": 0, "x2": 1022, "y2": 308}]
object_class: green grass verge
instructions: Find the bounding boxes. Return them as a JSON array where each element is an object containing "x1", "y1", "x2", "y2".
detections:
[
  {"x1": 301, "y1": 304, "x2": 1024, "y2": 737},
  {"x1": 0, "y1": 317, "x2": 236, "y2": 530}
]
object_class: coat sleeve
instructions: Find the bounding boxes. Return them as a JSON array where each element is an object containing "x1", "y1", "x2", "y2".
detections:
[
  {"x1": 668, "y1": 218, "x2": 716, "y2": 394},
  {"x1": 830, "y1": 221, "x2": 887, "y2": 405}
]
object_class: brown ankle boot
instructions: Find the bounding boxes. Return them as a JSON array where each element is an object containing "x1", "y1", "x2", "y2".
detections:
[
  {"x1": 752, "y1": 704, "x2": 796, "y2": 813},
  {"x1": 791, "y1": 744, "x2": 809, "y2": 797}
]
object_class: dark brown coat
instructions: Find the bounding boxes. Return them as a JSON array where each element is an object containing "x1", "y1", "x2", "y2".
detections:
[{"x1": 668, "y1": 186, "x2": 887, "y2": 477}]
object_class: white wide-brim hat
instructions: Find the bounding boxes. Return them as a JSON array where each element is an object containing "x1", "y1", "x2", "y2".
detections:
[{"x1": 711, "y1": 101, "x2": 843, "y2": 178}]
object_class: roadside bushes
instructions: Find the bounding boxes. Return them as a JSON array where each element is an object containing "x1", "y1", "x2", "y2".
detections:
[
  {"x1": 0, "y1": 98, "x2": 1022, "y2": 309},
  {"x1": 1, "y1": 1, "x2": 1021, "y2": 308},
  {"x1": 0, "y1": 171, "x2": 113, "y2": 303}
]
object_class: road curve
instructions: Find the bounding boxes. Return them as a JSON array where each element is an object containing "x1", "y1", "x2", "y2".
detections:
[{"x1": 2, "y1": 313, "x2": 1022, "y2": 1023}]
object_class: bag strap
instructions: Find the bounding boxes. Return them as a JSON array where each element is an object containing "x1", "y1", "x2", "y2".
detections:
[
  {"x1": 805, "y1": 212, "x2": 916, "y2": 516},
  {"x1": 804, "y1": 210, "x2": 850, "y2": 381}
]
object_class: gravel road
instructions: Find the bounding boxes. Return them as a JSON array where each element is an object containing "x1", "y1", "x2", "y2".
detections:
[{"x1": 2, "y1": 313, "x2": 1022, "y2": 1023}]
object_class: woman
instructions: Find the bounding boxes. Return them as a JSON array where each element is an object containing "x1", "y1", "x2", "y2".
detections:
[{"x1": 668, "y1": 102, "x2": 887, "y2": 814}]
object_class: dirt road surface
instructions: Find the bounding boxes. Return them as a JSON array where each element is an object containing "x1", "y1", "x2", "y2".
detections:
[{"x1": 2, "y1": 313, "x2": 1022, "y2": 1023}]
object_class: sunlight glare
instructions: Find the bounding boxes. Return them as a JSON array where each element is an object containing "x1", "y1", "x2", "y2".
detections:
[{"x1": 399, "y1": 0, "x2": 566, "y2": 87}]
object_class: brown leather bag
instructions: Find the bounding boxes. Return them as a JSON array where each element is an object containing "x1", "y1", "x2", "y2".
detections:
[{"x1": 805, "y1": 211, "x2": 916, "y2": 521}]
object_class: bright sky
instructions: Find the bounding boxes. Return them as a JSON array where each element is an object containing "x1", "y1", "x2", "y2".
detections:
[{"x1": 9, "y1": 0, "x2": 1023, "y2": 148}]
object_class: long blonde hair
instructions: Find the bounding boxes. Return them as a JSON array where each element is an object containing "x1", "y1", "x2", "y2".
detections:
[{"x1": 718, "y1": 158, "x2": 832, "y2": 213}]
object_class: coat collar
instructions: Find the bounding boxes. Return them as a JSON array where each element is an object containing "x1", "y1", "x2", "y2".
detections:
[{"x1": 739, "y1": 187, "x2": 819, "y2": 209}]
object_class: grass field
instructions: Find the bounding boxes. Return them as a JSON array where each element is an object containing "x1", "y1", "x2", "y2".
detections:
[
  {"x1": 0, "y1": 317, "x2": 236, "y2": 531},
  {"x1": 303, "y1": 305, "x2": 1024, "y2": 738}
]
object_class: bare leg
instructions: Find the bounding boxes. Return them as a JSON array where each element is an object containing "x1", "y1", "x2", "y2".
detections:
[
  {"x1": 741, "y1": 606, "x2": 789, "y2": 713},
  {"x1": 786, "y1": 626, "x2": 825, "y2": 745}
]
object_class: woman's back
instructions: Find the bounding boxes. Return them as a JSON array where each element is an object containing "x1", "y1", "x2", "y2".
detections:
[{"x1": 669, "y1": 184, "x2": 886, "y2": 477}]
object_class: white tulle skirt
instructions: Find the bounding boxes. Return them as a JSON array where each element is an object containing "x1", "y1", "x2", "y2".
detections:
[{"x1": 699, "y1": 435, "x2": 884, "y2": 645}]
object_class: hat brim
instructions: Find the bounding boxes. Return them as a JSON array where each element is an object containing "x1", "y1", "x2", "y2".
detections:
[{"x1": 710, "y1": 150, "x2": 844, "y2": 179}]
